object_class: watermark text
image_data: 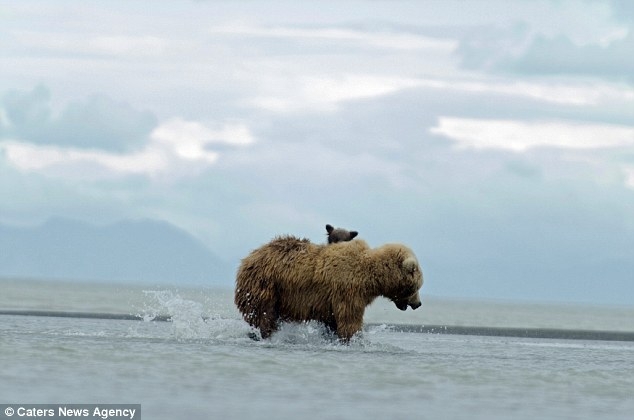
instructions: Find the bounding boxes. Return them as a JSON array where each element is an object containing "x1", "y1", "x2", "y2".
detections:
[{"x1": 1, "y1": 405, "x2": 140, "y2": 420}]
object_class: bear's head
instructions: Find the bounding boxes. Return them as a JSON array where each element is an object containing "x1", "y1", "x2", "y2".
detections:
[
  {"x1": 326, "y1": 224, "x2": 359, "y2": 244},
  {"x1": 385, "y1": 247, "x2": 423, "y2": 311}
]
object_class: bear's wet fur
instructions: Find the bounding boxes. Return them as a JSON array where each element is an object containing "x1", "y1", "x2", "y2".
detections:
[{"x1": 235, "y1": 235, "x2": 423, "y2": 342}]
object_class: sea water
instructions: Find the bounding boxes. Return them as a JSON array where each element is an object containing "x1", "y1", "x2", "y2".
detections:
[{"x1": 1, "y1": 279, "x2": 633, "y2": 420}]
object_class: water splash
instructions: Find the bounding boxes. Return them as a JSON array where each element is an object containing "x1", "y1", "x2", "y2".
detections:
[
  {"x1": 253, "y1": 321, "x2": 411, "y2": 354},
  {"x1": 134, "y1": 289, "x2": 414, "y2": 352},
  {"x1": 139, "y1": 289, "x2": 251, "y2": 341},
  {"x1": 266, "y1": 321, "x2": 339, "y2": 346},
  {"x1": 366, "y1": 323, "x2": 395, "y2": 335}
]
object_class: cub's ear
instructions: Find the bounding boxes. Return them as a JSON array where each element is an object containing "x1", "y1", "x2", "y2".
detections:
[
  {"x1": 349, "y1": 231, "x2": 358, "y2": 239},
  {"x1": 402, "y1": 257, "x2": 418, "y2": 274},
  {"x1": 326, "y1": 224, "x2": 334, "y2": 234}
]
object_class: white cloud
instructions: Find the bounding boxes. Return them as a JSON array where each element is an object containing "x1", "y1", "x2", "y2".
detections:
[
  {"x1": 152, "y1": 118, "x2": 254, "y2": 162},
  {"x1": 416, "y1": 77, "x2": 634, "y2": 106},
  {"x1": 301, "y1": 75, "x2": 421, "y2": 104},
  {"x1": 87, "y1": 35, "x2": 168, "y2": 56},
  {"x1": 1, "y1": 140, "x2": 168, "y2": 175},
  {"x1": 250, "y1": 74, "x2": 424, "y2": 112},
  {"x1": 16, "y1": 31, "x2": 168, "y2": 57},
  {"x1": 0, "y1": 108, "x2": 10, "y2": 129},
  {"x1": 249, "y1": 73, "x2": 634, "y2": 114},
  {"x1": 624, "y1": 166, "x2": 634, "y2": 190},
  {"x1": 442, "y1": 75, "x2": 625, "y2": 108},
  {"x1": 597, "y1": 26, "x2": 630, "y2": 47},
  {"x1": 430, "y1": 117, "x2": 634, "y2": 152},
  {"x1": 0, "y1": 118, "x2": 255, "y2": 178},
  {"x1": 211, "y1": 24, "x2": 458, "y2": 52}
]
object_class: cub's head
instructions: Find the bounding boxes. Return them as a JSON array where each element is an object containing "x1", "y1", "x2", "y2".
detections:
[
  {"x1": 386, "y1": 246, "x2": 424, "y2": 311},
  {"x1": 326, "y1": 224, "x2": 359, "y2": 244}
]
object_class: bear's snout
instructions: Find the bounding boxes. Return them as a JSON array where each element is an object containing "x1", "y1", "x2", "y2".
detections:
[
  {"x1": 394, "y1": 299, "x2": 421, "y2": 311},
  {"x1": 406, "y1": 291, "x2": 422, "y2": 310},
  {"x1": 394, "y1": 300, "x2": 409, "y2": 311},
  {"x1": 394, "y1": 289, "x2": 422, "y2": 311}
]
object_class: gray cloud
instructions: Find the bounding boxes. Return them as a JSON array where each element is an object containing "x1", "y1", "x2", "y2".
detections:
[
  {"x1": 1, "y1": 85, "x2": 157, "y2": 151},
  {"x1": 611, "y1": 0, "x2": 634, "y2": 22},
  {"x1": 456, "y1": 22, "x2": 531, "y2": 71},
  {"x1": 455, "y1": 2, "x2": 634, "y2": 83},
  {"x1": 509, "y1": 33, "x2": 634, "y2": 81}
]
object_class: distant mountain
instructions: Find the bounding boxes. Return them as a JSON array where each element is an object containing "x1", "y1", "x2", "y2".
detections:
[{"x1": 0, "y1": 218, "x2": 231, "y2": 285}]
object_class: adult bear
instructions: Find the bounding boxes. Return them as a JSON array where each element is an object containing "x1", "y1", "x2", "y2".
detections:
[{"x1": 235, "y1": 236, "x2": 423, "y2": 342}]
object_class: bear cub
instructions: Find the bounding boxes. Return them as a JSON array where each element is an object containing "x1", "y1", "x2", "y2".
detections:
[{"x1": 326, "y1": 224, "x2": 358, "y2": 244}]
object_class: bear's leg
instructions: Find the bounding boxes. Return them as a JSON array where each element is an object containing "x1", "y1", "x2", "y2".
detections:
[
  {"x1": 323, "y1": 318, "x2": 338, "y2": 338},
  {"x1": 333, "y1": 304, "x2": 364, "y2": 343},
  {"x1": 324, "y1": 318, "x2": 337, "y2": 333},
  {"x1": 336, "y1": 319, "x2": 363, "y2": 343},
  {"x1": 258, "y1": 299, "x2": 278, "y2": 339}
]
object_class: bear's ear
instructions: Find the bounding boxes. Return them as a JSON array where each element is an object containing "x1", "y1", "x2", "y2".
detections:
[
  {"x1": 349, "y1": 231, "x2": 358, "y2": 239},
  {"x1": 326, "y1": 224, "x2": 334, "y2": 234},
  {"x1": 402, "y1": 257, "x2": 418, "y2": 274}
]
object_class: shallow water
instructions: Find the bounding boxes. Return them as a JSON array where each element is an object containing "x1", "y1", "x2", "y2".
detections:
[{"x1": 1, "y1": 279, "x2": 633, "y2": 419}]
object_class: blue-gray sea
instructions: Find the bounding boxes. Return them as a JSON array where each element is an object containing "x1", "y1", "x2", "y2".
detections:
[{"x1": 1, "y1": 278, "x2": 633, "y2": 420}]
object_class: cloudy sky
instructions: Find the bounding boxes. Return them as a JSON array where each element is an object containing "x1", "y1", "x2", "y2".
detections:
[{"x1": 1, "y1": 0, "x2": 633, "y2": 305}]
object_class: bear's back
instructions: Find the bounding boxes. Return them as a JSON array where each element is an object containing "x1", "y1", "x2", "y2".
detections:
[
  {"x1": 239, "y1": 235, "x2": 324, "y2": 286},
  {"x1": 314, "y1": 239, "x2": 371, "y2": 286},
  {"x1": 321, "y1": 238, "x2": 369, "y2": 257}
]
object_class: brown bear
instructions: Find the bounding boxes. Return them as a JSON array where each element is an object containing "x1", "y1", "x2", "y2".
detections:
[
  {"x1": 326, "y1": 224, "x2": 358, "y2": 244},
  {"x1": 234, "y1": 236, "x2": 423, "y2": 342}
]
